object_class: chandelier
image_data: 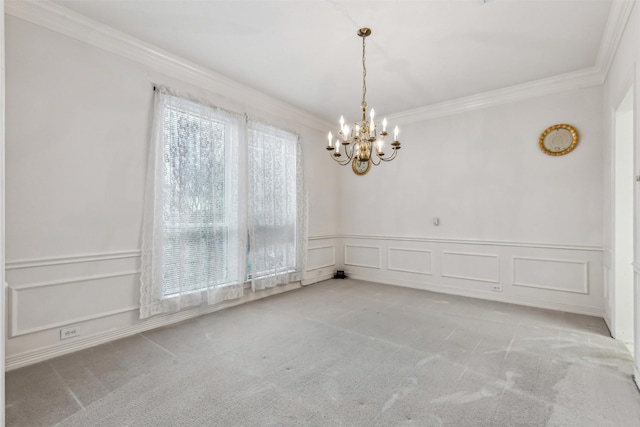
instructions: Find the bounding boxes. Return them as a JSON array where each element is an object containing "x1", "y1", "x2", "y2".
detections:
[{"x1": 327, "y1": 27, "x2": 401, "y2": 175}]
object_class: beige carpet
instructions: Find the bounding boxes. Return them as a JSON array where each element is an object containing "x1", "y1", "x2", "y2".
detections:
[{"x1": 6, "y1": 279, "x2": 640, "y2": 426}]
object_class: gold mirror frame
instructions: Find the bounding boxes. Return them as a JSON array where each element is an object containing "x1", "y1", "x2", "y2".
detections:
[{"x1": 538, "y1": 124, "x2": 578, "y2": 156}]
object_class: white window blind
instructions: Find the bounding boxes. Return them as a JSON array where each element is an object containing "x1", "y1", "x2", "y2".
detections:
[
  {"x1": 140, "y1": 88, "x2": 245, "y2": 319},
  {"x1": 248, "y1": 121, "x2": 307, "y2": 291}
]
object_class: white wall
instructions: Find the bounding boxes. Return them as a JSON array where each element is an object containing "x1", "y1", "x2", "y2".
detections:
[
  {"x1": 1, "y1": 0, "x2": 6, "y2": 422},
  {"x1": 4, "y1": 1, "x2": 630, "y2": 371},
  {"x1": 602, "y1": 0, "x2": 640, "y2": 386},
  {"x1": 4, "y1": 13, "x2": 339, "y2": 369},
  {"x1": 613, "y1": 94, "x2": 634, "y2": 345},
  {"x1": 337, "y1": 87, "x2": 605, "y2": 315}
]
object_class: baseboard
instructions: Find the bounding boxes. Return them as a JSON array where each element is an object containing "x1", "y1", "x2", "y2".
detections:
[
  {"x1": 634, "y1": 367, "x2": 640, "y2": 393},
  {"x1": 348, "y1": 274, "x2": 605, "y2": 318},
  {"x1": 5, "y1": 282, "x2": 303, "y2": 371},
  {"x1": 603, "y1": 314, "x2": 613, "y2": 338},
  {"x1": 302, "y1": 272, "x2": 334, "y2": 286}
]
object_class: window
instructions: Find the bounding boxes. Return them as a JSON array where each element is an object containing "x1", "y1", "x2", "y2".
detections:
[
  {"x1": 247, "y1": 122, "x2": 301, "y2": 287},
  {"x1": 161, "y1": 99, "x2": 232, "y2": 296},
  {"x1": 140, "y1": 87, "x2": 306, "y2": 319}
]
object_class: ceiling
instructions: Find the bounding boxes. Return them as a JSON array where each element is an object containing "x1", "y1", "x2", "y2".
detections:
[{"x1": 51, "y1": 0, "x2": 613, "y2": 122}]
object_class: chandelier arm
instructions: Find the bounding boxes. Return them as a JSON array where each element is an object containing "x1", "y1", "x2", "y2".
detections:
[
  {"x1": 345, "y1": 142, "x2": 355, "y2": 160},
  {"x1": 370, "y1": 153, "x2": 382, "y2": 166},
  {"x1": 337, "y1": 156, "x2": 353, "y2": 166},
  {"x1": 345, "y1": 142, "x2": 355, "y2": 162},
  {"x1": 342, "y1": 144, "x2": 353, "y2": 161},
  {"x1": 329, "y1": 152, "x2": 352, "y2": 166},
  {"x1": 378, "y1": 149, "x2": 399, "y2": 162},
  {"x1": 384, "y1": 150, "x2": 398, "y2": 162}
]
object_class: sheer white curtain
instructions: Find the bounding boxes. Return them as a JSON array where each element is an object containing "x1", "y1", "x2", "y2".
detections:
[
  {"x1": 247, "y1": 121, "x2": 308, "y2": 291},
  {"x1": 140, "y1": 87, "x2": 246, "y2": 319}
]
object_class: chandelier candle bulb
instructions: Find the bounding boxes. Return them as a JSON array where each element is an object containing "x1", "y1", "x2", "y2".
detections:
[
  {"x1": 327, "y1": 132, "x2": 333, "y2": 149},
  {"x1": 326, "y1": 27, "x2": 402, "y2": 174},
  {"x1": 394, "y1": 125, "x2": 399, "y2": 141}
]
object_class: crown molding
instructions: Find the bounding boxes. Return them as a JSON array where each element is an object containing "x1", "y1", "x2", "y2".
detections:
[
  {"x1": 6, "y1": 0, "x2": 634, "y2": 127},
  {"x1": 388, "y1": 0, "x2": 636, "y2": 124},
  {"x1": 595, "y1": 0, "x2": 636, "y2": 78},
  {"x1": 387, "y1": 67, "x2": 604, "y2": 124},
  {"x1": 5, "y1": 0, "x2": 333, "y2": 132}
]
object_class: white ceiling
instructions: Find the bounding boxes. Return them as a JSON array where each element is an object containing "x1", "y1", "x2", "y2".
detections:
[{"x1": 51, "y1": 0, "x2": 613, "y2": 122}]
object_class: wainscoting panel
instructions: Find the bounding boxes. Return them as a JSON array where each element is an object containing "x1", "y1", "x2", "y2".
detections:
[
  {"x1": 307, "y1": 245, "x2": 336, "y2": 271},
  {"x1": 304, "y1": 236, "x2": 339, "y2": 285},
  {"x1": 513, "y1": 257, "x2": 588, "y2": 294},
  {"x1": 344, "y1": 245, "x2": 381, "y2": 269},
  {"x1": 442, "y1": 251, "x2": 499, "y2": 283},
  {"x1": 5, "y1": 237, "x2": 603, "y2": 369},
  {"x1": 11, "y1": 271, "x2": 140, "y2": 337},
  {"x1": 388, "y1": 247, "x2": 432, "y2": 275},
  {"x1": 6, "y1": 250, "x2": 145, "y2": 338},
  {"x1": 340, "y1": 235, "x2": 604, "y2": 317}
]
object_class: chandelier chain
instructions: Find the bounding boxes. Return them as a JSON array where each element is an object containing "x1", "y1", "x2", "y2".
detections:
[{"x1": 362, "y1": 35, "x2": 367, "y2": 105}]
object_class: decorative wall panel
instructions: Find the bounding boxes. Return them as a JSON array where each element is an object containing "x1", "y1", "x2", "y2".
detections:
[
  {"x1": 11, "y1": 271, "x2": 140, "y2": 336},
  {"x1": 442, "y1": 251, "x2": 499, "y2": 283},
  {"x1": 513, "y1": 256, "x2": 588, "y2": 294},
  {"x1": 388, "y1": 247, "x2": 432, "y2": 275},
  {"x1": 344, "y1": 245, "x2": 381, "y2": 269},
  {"x1": 307, "y1": 245, "x2": 336, "y2": 271}
]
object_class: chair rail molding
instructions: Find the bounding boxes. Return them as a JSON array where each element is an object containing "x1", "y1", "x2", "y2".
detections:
[
  {"x1": 339, "y1": 234, "x2": 602, "y2": 252},
  {"x1": 5, "y1": 250, "x2": 141, "y2": 270},
  {"x1": 308, "y1": 234, "x2": 340, "y2": 241}
]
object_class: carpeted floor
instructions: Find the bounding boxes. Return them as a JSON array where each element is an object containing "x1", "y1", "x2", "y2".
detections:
[{"x1": 6, "y1": 279, "x2": 640, "y2": 426}]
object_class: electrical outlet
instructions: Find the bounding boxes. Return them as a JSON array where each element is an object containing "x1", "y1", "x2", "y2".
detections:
[
  {"x1": 491, "y1": 284, "x2": 503, "y2": 292},
  {"x1": 60, "y1": 326, "x2": 80, "y2": 340},
  {"x1": 317, "y1": 269, "x2": 323, "y2": 276}
]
